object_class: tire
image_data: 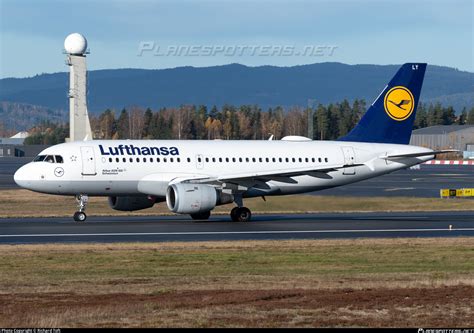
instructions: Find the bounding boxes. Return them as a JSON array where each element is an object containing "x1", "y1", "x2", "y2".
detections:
[
  {"x1": 230, "y1": 207, "x2": 239, "y2": 222},
  {"x1": 73, "y1": 211, "x2": 87, "y2": 222},
  {"x1": 235, "y1": 207, "x2": 252, "y2": 222},
  {"x1": 190, "y1": 211, "x2": 211, "y2": 220}
]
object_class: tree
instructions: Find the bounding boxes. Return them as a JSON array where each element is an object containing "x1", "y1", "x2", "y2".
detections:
[
  {"x1": 467, "y1": 107, "x2": 474, "y2": 125},
  {"x1": 117, "y1": 109, "x2": 130, "y2": 139},
  {"x1": 142, "y1": 108, "x2": 153, "y2": 138},
  {"x1": 458, "y1": 108, "x2": 467, "y2": 125}
]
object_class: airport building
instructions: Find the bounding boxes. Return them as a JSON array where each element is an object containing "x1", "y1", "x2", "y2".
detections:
[
  {"x1": 0, "y1": 132, "x2": 50, "y2": 157},
  {"x1": 410, "y1": 125, "x2": 474, "y2": 158}
]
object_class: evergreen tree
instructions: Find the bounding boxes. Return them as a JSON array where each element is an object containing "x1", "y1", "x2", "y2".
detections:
[
  {"x1": 458, "y1": 107, "x2": 467, "y2": 125},
  {"x1": 117, "y1": 108, "x2": 130, "y2": 139},
  {"x1": 142, "y1": 108, "x2": 153, "y2": 138}
]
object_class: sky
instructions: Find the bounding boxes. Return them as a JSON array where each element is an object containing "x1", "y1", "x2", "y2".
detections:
[{"x1": 0, "y1": 0, "x2": 472, "y2": 78}]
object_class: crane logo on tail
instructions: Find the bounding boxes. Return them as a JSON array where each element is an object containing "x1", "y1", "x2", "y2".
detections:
[{"x1": 384, "y1": 86, "x2": 415, "y2": 121}]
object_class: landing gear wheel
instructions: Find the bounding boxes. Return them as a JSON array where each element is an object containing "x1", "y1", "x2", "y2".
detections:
[
  {"x1": 190, "y1": 211, "x2": 211, "y2": 220},
  {"x1": 73, "y1": 211, "x2": 87, "y2": 222},
  {"x1": 73, "y1": 194, "x2": 89, "y2": 222},
  {"x1": 231, "y1": 207, "x2": 252, "y2": 222},
  {"x1": 230, "y1": 207, "x2": 239, "y2": 222}
]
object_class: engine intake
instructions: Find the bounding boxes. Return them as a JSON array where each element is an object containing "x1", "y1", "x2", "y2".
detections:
[
  {"x1": 108, "y1": 196, "x2": 157, "y2": 211},
  {"x1": 166, "y1": 183, "x2": 233, "y2": 214}
]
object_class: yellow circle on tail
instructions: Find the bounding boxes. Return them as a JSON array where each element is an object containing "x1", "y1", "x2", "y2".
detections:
[{"x1": 384, "y1": 86, "x2": 415, "y2": 121}]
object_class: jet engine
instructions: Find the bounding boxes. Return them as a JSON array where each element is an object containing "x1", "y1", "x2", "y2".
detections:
[
  {"x1": 108, "y1": 195, "x2": 157, "y2": 211},
  {"x1": 166, "y1": 183, "x2": 233, "y2": 214}
]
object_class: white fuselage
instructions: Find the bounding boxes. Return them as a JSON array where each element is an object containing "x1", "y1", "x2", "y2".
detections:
[{"x1": 14, "y1": 139, "x2": 433, "y2": 198}]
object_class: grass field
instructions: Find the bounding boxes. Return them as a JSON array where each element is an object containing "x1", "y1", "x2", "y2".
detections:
[
  {"x1": 0, "y1": 189, "x2": 472, "y2": 218},
  {"x1": 0, "y1": 238, "x2": 473, "y2": 327}
]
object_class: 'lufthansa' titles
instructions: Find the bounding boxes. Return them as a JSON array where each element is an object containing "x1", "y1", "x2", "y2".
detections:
[{"x1": 99, "y1": 144, "x2": 179, "y2": 156}]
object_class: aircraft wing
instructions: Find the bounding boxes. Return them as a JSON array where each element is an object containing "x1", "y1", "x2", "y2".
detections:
[
  {"x1": 382, "y1": 149, "x2": 458, "y2": 159},
  {"x1": 171, "y1": 163, "x2": 364, "y2": 186}
]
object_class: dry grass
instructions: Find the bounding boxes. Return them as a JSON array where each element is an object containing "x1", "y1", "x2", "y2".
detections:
[
  {"x1": 0, "y1": 238, "x2": 473, "y2": 327},
  {"x1": 0, "y1": 189, "x2": 472, "y2": 218}
]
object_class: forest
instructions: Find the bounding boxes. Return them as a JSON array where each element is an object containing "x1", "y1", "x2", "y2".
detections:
[{"x1": 23, "y1": 100, "x2": 474, "y2": 145}]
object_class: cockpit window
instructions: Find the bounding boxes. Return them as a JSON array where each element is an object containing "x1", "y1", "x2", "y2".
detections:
[
  {"x1": 33, "y1": 155, "x2": 64, "y2": 163},
  {"x1": 44, "y1": 155, "x2": 55, "y2": 163}
]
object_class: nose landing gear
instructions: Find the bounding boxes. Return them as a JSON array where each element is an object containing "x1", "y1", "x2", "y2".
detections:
[{"x1": 73, "y1": 194, "x2": 88, "y2": 222}]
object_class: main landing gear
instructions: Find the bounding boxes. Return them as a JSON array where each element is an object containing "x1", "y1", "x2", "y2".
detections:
[
  {"x1": 230, "y1": 206, "x2": 252, "y2": 222},
  {"x1": 73, "y1": 194, "x2": 88, "y2": 222}
]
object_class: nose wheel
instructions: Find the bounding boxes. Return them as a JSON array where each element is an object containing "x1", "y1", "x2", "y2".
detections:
[
  {"x1": 230, "y1": 206, "x2": 252, "y2": 222},
  {"x1": 73, "y1": 194, "x2": 88, "y2": 222}
]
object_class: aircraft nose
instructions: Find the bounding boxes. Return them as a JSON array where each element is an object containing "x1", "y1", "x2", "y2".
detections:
[{"x1": 14, "y1": 164, "x2": 31, "y2": 188}]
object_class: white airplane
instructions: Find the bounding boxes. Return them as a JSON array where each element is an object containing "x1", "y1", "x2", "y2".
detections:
[{"x1": 14, "y1": 63, "x2": 454, "y2": 222}]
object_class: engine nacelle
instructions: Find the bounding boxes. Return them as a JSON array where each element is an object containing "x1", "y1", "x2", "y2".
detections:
[
  {"x1": 108, "y1": 196, "x2": 156, "y2": 211},
  {"x1": 166, "y1": 183, "x2": 233, "y2": 214}
]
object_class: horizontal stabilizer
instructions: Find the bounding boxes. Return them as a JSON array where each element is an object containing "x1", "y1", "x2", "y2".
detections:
[{"x1": 382, "y1": 149, "x2": 458, "y2": 159}]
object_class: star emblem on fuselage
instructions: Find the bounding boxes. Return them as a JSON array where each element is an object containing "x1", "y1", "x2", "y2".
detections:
[{"x1": 70, "y1": 155, "x2": 78, "y2": 162}]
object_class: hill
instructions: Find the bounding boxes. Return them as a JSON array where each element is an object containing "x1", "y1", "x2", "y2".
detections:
[{"x1": 0, "y1": 63, "x2": 472, "y2": 130}]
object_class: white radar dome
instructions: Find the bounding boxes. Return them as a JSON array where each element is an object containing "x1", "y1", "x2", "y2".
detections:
[{"x1": 64, "y1": 33, "x2": 87, "y2": 55}]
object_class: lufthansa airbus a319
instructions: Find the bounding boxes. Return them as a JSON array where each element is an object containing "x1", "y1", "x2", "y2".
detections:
[{"x1": 14, "y1": 63, "x2": 454, "y2": 222}]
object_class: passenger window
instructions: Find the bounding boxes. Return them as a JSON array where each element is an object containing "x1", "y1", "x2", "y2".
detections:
[
  {"x1": 150, "y1": 158, "x2": 154, "y2": 162},
  {"x1": 312, "y1": 158, "x2": 315, "y2": 163},
  {"x1": 116, "y1": 158, "x2": 119, "y2": 163},
  {"x1": 318, "y1": 158, "x2": 322, "y2": 163},
  {"x1": 205, "y1": 158, "x2": 209, "y2": 162},
  {"x1": 292, "y1": 158, "x2": 296, "y2": 163},
  {"x1": 109, "y1": 158, "x2": 112, "y2": 163},
  {"x1": 219, "y1": 158, "x2": 223, "y2": 162},
  {"x1": 325, "y1": 158, "x2": 328, "y2": 162},
  {"x1": 305, "y1": 158, "x2": 309, "y2": 163},
  {"x1": 259, "y1": 158, "x2": 263, "y2": 162},
  {"x1": 177, "y1": 158, "x2": 181, "y2": 163},
  {"x1": 123, "y1": 158, "x2": 126, "y2": 162},
  {"x1": 239, "y1": 158, "x2": 242, "y2": 162},
  {"x1": 286, "y1": 158, "x2": 289, "y2": 162},
  {"x1": 279, "y1": 158, "x2": 282, "y2": 162},
  {"x1": 143, "y1": 158, "x2": 147, "y2": 163},
  {"x1": 266, "y1": 158, "x2": 269, "y2": 162},
  {"x1": 170, "y1": 158, "x2": 174, "y2": 162},
  {"x1": 226, "y1": 158, "x2": 229, "y2": 162},
  {"x1": 157, "y1": 158, "x2": 160, "y2": 163},
  {"x1": 130, "y1": 157, "x2": 133, "y2": 162},
  {"x1": 252, "y1": 158, "x2": 256, "y2": 162},
  {"x1": 187, "y1": 158, "x2": 191, "y2": 162},
  {"x1": 232, "y1": 158, "x2": 236, "y2": 162},
  {"x1": 272, "y1": 158, "x2": 276, "y2": 162},
  {"x1": 136, "y1": 158, "x2": 140, "y2": 162},
  {"x1": 198, "y1": 157, "x2": 202, "y2": 163},
  {"x1": 298, "y1": 158, "x2": 302, "y2": 163}
]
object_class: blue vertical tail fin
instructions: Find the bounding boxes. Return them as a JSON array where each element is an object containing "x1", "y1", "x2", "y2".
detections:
[{"x1": 339, "y1": 63, "x2": 427, "y2": 144}]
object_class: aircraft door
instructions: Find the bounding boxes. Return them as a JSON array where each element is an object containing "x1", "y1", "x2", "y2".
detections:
[
  {"x1": 80, "y1": 146, "x2": 97, "y2": 176},
  {"x1": 341, "y1": 146, "x2": 356, "y2": 175}
]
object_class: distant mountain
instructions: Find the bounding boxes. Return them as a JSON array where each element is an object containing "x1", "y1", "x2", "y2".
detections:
[
  {"x1": 1, "y1": 62, "x2": 473, "y2": 130},
  {"x1": 0, "y1": 101, "x2": 66, "y2": 132}
]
